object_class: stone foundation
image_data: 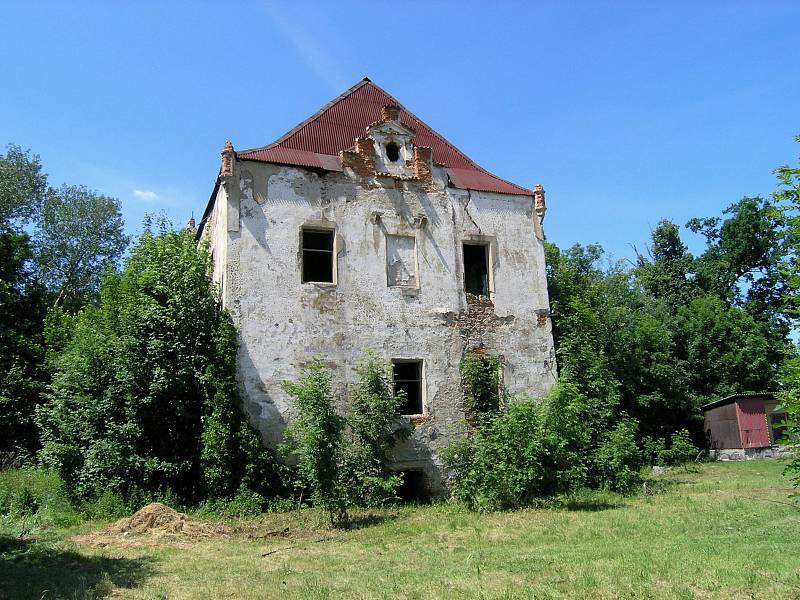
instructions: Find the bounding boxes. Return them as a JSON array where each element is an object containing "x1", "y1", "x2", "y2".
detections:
[{"x1": 710, "y1": 445, "x2": 798, "y2": 461}]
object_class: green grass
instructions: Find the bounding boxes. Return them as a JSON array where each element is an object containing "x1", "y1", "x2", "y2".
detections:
[{"x1": 2, "y1": 461, "x2": 799, "y2": 599}]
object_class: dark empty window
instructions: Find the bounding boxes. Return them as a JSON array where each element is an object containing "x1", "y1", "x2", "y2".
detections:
[
  {"x1": 397, "y1": 470, "x2": 429, "y2": 503},
  {"x1": 386, "y1": 142, "x2": 400, "y2": 162},
  {"x1": 463, "y1": 243, "x2": 489, "y2": 296},
  {"x1": 302, "y1": 229, "x2": 334, "y2": 283},
  {"x1": 393, "y1": 360, "x2": 423, "y2": 415}
]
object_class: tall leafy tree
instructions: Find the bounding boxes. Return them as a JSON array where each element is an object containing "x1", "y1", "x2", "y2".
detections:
[
  {"x1": 34, "y1": 184, "x2": 128, "y2": 309},
  {"x1": 773, "y1": 136, "x2": 800, "y2": 493},
  {"x1": 635, "y1": 219, "x2": 698, "y2": 308},
  {"x1": 0, "y1": 232, "x2": 47, "y2": 454},
  {"x1": 0, "y1": 144, "x2": 48, "y2": 455},
  {"x1": 37, "y1": 222, "x2": 276, "y2": 502},
  {"x1": 689, "y1": 196, "x2": 791, "y2": 370},
  {"x1": 0, "y1": 143, "x2": 47, "y2": 231}
]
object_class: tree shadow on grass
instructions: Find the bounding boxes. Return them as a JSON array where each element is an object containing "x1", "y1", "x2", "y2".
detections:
[
  {"x1": 0, "y1": 535, "x2": 155, "y2": 600},
  {"x1": 558, "y1": 497, "x2": 624, "y2": 512},
  {"x1": 346, "y1": 513, "x2": 397, "y2": 530}
]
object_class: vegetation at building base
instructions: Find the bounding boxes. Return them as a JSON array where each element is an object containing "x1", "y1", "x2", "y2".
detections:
[
  {"x1": 444, "y1": 140, "x2": 800, "y2": 511},
  {"x1": 2, "y1": 461, "x2": 798, "y2": 600},
  {"x1": 280, "y1": 354, "x2": 409, "y2": 527},
  {"x1": 36, "y1": 222, "x2": 280, "y2": 508},
  {"x1": 460, "y1": 351, "x2": 502, "y2": 425},
  {"x1": 2, "y1": 135, "x2": 800, "y2": 516}
]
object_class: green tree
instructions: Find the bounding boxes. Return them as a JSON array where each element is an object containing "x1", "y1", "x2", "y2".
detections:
[
  {"x1": 281, "y1": 359, "x2": 348, "y2": 526},
  {"x1": 34, "y1": 184, "x2": 128, "y2": 309},
  {"x1": 0, "y1": 232, "x2": 47, "y2": 455},
  {"x1": 676, "y1": 295, "x2": 774, "y2": 402},
  {"x1": 773, "y1": 136, "x2": 800, "y2": 494},
  {"x1": 0, "y1": 144, "x2": 48, "y2": 455},
  {"x1": 343, "y1": 353, "x2": 408, "y2": 507},
  {"x1": 37, "y1": 223, "x2": 276, "y2": 502},
  {"x1": 635, "y1": 219, "x2": 698, "y2": 308},
  {"x1": 0, "y1": 143, "x2": 47, "y2": 231}
]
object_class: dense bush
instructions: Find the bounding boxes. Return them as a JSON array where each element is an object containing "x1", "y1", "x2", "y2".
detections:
[
  {"x1": 280, "y1": 354, "x2": 409, "y2": 526},
  {"x1": 641, "y1": 429, "x2": 699, "y2": 466},
  {"x1": 443, "y1": 384, "x2": 586, "y2": 511},
  {"x1": 0, "y1": 468, "x2": 81, "y2": 531},
  {"x1": 342, "y1": 353, "x2": 409, "y2": 507},
  {"x1": 36, "y1": 223, "x2": 278, "y2": 504},
  {"x1": 461, "y1": 352, "x2": 502, "y2": 425},
  {"x1": 592, "y1": 415, "x2": 641, "y2": 492},
  {"x1": 280, "y1": 359, "x2": 348, "y2": 526}
]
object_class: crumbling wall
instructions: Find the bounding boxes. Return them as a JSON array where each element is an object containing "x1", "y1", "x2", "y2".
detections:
[{"x1": 210, "y1": 157, "x2": 556, "y2": 495}]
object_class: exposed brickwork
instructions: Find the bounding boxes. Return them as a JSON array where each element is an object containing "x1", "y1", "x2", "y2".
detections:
[
  {"x1": 413, "y1": 146, "x2": 434, "y2": 189},
  {"x1": 220, "y1": 140, "x2": 234, "y2": 179},
  {"x1": 340, "y1": 137, "x2": 377, "y2": 177},
  {"x1": 534, "y1": 183, "x2": 546, "y2": 223},
  {"x1": 453, "y1": 293, "x2": 513, "y2": 351},
  {"x1": 381, "y1": 104, "x2": 401, "y2": 122}
]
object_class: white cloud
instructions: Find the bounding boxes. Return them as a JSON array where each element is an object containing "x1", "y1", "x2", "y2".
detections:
[{"x1": 133, "y1": 189, "x2": 159, "y2": 202}]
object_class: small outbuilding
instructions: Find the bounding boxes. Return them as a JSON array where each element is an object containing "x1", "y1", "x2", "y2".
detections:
[{"x1": 703, "y1": 393, "x2": 789, "y2": 460}]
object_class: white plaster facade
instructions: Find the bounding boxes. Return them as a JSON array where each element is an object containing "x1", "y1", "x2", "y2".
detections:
[{"x1": 200, "y1": 101, "x2": 557, "y2": 495}]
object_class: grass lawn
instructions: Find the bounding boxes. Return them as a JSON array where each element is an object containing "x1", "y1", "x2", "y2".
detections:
[{"x1": 1, "y1": 460, "x2": 799, "y2": 599}]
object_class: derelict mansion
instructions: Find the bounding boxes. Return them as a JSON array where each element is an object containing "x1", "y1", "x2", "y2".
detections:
[{"x1": 198, "y1": 78, "x2": 556, "y2": 493}]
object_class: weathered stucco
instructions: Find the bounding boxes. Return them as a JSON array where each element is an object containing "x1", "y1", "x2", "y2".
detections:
[{"x1": 202, "y1": 143, "x2": 557, "y2": 495}]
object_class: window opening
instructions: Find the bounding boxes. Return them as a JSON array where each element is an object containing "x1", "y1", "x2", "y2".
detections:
[
  {"x1": 396, "y1": 470, "x2": 429, "y2": 503},
  {"x1": 385, "y1": 142, "x2": 400, "y2": 163},
  {"x1": 461, "y1": 352, "x2": 502, "y2": 425},
  {"x1": 393, "y1": 360, "x2": 422, "y2": 415},
  {"x1": 463, "y1": 243, "x2": 489, "y2": 296},
  {"x1": 302, "y1": 229, "x2": 334, "y2": 283}
]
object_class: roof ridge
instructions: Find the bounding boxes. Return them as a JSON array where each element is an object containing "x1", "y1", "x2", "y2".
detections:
[
  {"x1": 235, "y1": 78, "x2": 533, "y2": 196},
  {"x1": 237, "y1": 78, "x2": 373, "y2": 156}
]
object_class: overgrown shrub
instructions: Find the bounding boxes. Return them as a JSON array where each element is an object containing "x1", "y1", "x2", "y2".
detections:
[
  {"x1": 592, "y1": 415, "x2": 641, "y2": 492},
  {"x1": 280, "y1": 354, "x2": 409, "y2": 525},
  {"x1": 443, "y1": 385, "x2": 586, "y2": 511},
  {"x1": 342, "y1": 353, "x2": 409, "y2": 507},
  {"x1": 36, "y1": 223, "x2": 281, "y2": 505},
  {"x1": 642, "y1": 429, "x2": 699, "y2": 466},
  {"x1": 198, "y1": 485, "x2": 267, "y2": 518},
  {"x1": 660, "y1": 429, "x2": 699, "y2": 465},
  {"x1": 0, "y1": 468, "x2": 81, "y2": 529},
  {"x1": 280, "y1": 359, "x2": 349, "y2": 527},
  {"x1": 641, "y1": 436, "x2": 667, "y2": 466},
  {"x1": 461, "y1": 352, "x2": 502, "y2": 424},
  {"x1": 200, "y1": 312, "x2": 284, "y2": 503}
]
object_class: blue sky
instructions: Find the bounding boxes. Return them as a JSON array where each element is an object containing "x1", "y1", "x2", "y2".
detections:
[{"x1": 2, "y1": 1, "x2": 799, "y2": 262}]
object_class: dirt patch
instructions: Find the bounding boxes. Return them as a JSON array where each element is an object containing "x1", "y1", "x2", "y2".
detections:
[{"x1": 73, "y1": 503, "x2": 232, "y2": 548}]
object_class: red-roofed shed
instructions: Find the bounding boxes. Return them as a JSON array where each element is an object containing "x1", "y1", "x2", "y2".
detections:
[{"x1": 703, "y1": 393, "x2": 785, "y2": 453}]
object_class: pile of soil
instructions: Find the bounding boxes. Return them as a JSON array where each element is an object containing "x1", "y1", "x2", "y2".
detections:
[{"x1": 74, "y1": 502, "x2": 232, "y2": 548}]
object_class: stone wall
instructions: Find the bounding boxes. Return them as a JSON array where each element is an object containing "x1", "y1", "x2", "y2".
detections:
[
  {"x1": 710, "y1": 445, "x2": 798, "y2": 461},
  {"x1": 203, "y1": 155, "x2": 556, "y2": 495}
]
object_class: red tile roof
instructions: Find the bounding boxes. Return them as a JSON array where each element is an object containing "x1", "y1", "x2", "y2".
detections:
[{"x1": 236, "y1": 78, "x2": 533, "y2": 196}]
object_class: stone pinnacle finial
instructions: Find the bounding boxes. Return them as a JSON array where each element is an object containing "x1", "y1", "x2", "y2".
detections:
[
  {"x1": 220, "y1": 140, "x2": 234, "y2": 178},
  {"x1": 186, "y1": 213, "x2": 196, "y2": 232},
  {"x1": 534, "y1": 183, "x2": 546, "y2": 224}
]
